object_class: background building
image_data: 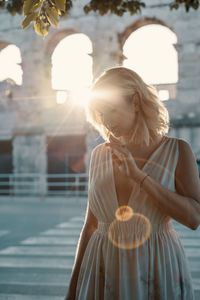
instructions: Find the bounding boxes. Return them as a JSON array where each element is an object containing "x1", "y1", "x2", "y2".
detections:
[{"x1": 0, "y1": 0, "x2": 199, "y2": 196}]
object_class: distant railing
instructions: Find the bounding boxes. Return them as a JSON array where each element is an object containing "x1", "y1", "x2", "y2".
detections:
[{"x1": 0, "y1": 173, "x2": 89, "y2": 197}]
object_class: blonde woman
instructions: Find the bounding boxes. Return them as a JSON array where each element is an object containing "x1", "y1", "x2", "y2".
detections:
[{"x1": 65, "y1": 67, "x2": 200, "y2": 300}]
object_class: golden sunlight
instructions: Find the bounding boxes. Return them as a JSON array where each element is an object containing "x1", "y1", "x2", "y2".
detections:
[
  {"x1": 51, "y1": 33, "x2": 93, "y2": 106},
  {"x1": 158, "y1": 89, "x2": 170, "y2": 101},
  {"x1": 115, "y1": 205, "x2": 134, "y2": 221},
  {"x1": 56, "y1": 90, "x2": 68, "y2": 104},
  {"x1": 70, "y1": 88, "x2": 92, "y2": 107}
]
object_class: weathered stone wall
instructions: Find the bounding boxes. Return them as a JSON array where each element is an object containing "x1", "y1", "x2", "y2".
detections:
[
  {"x1": 0, "y1": 0, "x2": 199, "y2": 184},
  {"x1": 12, "y1": 133, "x2": 47, "y2": 195}
]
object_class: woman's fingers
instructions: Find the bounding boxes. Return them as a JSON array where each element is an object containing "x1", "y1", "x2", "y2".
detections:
[
  {"x1": 123, "y1": 156, "x2": 130, "y2": 176},
  {"x1": 106, "y1": 142, "x2": 139, "y2": 177},
  {"x1": 111, "y1": 150, "x2": 131, "y2": 177},
  {"x1": 105, "y1": 141, "x2": 126, "y2": 152},
  {"x1": 111, "y1": 151, "x2": 122, "y2": 165}
]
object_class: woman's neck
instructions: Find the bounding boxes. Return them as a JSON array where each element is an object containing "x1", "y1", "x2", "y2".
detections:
[{"x1": 121, "y1": 133, "x2": 164, "y2": 152}]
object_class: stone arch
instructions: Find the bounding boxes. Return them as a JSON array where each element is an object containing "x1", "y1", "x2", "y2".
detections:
[
  {"x1": 41, "y1": 29, "x2": 92, "y2": 89},
  {"x1": 44, "y1": 29, "x2": 79, "y2": 57},
  {"x1": 39, "y1": 29, "x2": 80, "y2": 100},
  {"x1": 40, "y1": 29, "x2": 93, "y2": 106},
  {"x1": 0, "y1": 41, "x2": 10, "y2": 51}
]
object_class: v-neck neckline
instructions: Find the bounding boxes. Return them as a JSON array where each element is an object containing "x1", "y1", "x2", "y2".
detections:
[{"x1": 110, "y1": 135, "x2": 168, "y2": 210}]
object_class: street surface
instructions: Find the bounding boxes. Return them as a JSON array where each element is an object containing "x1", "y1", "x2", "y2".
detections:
[{"x1": 0, "y1": 197, "x2": 199, "y2": 299}]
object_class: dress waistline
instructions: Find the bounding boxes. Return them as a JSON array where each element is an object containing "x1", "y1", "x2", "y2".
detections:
[{"x1": 96, "y1": 220, "x2": 174, "y2": 236}]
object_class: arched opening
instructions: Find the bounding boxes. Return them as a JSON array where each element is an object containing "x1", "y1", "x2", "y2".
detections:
[
  {"x1": 0, "y1": 42, "x2": 23, "y2": 86},
  {"x1": 51, "y1": 33, "x2": 93, "y2": 106},
  {"x1": 122, "y1": 23, "x2": 178, "y2": 101}
]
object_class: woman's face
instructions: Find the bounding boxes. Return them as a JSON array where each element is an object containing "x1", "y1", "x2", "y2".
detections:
[{"x1": 97, "y1": 90, "x2": 138, "y2": 138}]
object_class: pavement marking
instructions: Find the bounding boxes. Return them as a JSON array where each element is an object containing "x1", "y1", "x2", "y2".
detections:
[
  {"x1": 0, "y1": 250, "x2": 199, "y2": 271},
  {"x1": 56, "y1": 222, "x2": 83, "y2": 228},
  {"x1": 40, "y1": 228, "x2": 81, "y2": 236},
  {"x1": 0, "y1": 295, "x2": 63, "y2": 300},
  {"x1": 0, "y1": 216, "x2": 199, "y2": 299},
  {"x1": 0, "y1": 246, "x2": 76, "y2": 256},
  {"x1": 21, "y1": 236, "x2": 79, "y2": 245},
  {"x1": 180, "y1": 239, "x2": 200, "y2": 247},
  {"x1": 69, "y1": 216, "x2": 85, "y2": 222},
  {"x1": 1, "y1": 244, "x2": 198, "y2": 257},
  {"x1": 0, "y1": 257, "x2": 73, "y2": 268},
  {"x1": 185, "y1": 248, "x2": 200, "y2": 257},
  {"x1": 0, "y1": 269, "x2": 71, "y2": 285},
  {"x1": 193, "y1": 279, "x2": 200, "y2": 290},
  {"x1": 187, "y1": 261, "x2": 200, "y2": 272},
  {"x1": 174, "y1": 231, "x2": 200, "y2": 238},
  {"x1": 0, "y1": 230, "x2": 9, "y2": 237}
]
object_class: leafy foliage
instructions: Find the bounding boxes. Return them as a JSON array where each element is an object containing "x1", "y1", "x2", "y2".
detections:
[
  {"x1": 170, "y1": 0, "x2": 199, "y2": 11},
  {"x1": 0, "y1": 0, "x2": 199, "y2": 38}
]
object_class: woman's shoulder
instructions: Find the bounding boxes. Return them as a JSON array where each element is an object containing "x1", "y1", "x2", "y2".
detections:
[
  {"x1": 92, "y1": 142, "x2": 105, "y2": 152},
  {"x1": 166, "y1": 136, "x2": 195, "y2": 160},
  {"x1": 164, "y1": 135, "x2": 189, "y2": 145},
  {"x1": 167, "y1": 136, "x2": 191, "y2": 148},
  {"x1": 90, "y1": 142, "x2": 106, "y2": 158}
]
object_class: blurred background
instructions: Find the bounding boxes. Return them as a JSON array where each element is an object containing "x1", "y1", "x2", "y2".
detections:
[{"x1": 0, "y1": 0, "x2": 199, "y2": 299}]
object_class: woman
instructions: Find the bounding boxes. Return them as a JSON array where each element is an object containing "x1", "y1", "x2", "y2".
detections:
[{"x1": 65, "y1": 67, "x2": 200, "y2": 300}]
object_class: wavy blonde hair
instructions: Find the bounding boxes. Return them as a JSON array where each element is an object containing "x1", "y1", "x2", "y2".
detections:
[{"x1": 85, "y1": 66, "x2": 169, "y2": 146}]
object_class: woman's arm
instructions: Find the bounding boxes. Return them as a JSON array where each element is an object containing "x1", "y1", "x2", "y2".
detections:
[
  {"x1": 65, "y1": 198, "x2": 98, "y2": 300},
  {"x1": 135, "y1": 139, "x2": 200, "y2": 230}
]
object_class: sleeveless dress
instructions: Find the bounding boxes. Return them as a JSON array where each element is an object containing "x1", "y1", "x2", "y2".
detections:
[{"x1": 75, "y1": 136, "x2": 195, "y2": 300}]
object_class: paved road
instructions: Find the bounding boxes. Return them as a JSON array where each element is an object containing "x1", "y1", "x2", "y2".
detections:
[{"x1": 0, "y1": 197, "x2": 199, "y2": 299}]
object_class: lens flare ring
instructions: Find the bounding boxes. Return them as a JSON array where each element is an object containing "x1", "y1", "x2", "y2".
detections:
[{"x1": 108, "y1": 210, "x2": 152, "y2": 250}]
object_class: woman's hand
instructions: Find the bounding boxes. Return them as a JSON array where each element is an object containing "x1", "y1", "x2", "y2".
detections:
[{"x1": 105, "y1": 135, "x2": 145, "y2": 183}]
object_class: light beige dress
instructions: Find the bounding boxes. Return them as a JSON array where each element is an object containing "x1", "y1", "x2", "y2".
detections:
[{"x1": 75, "y1": 136, "x2": 195, "y2": 300}]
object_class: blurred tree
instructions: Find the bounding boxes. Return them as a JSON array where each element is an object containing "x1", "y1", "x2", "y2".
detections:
[{"x1": 0, "y1": 0, "x2": 199, "y2": 38}]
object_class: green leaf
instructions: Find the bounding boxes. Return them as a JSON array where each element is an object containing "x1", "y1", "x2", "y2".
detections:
[
  {"x1": 45, "y1": 6, "x2": 59, "y2": 27},
  {"x1": 34, "y1": 18, "x2": 48, "y2": 38},
  {"x1": 54, "y1": 0, "x2": 66, "y2": 11},
  {"x1": 22, "y1": 12, "x2": 38, "y2": 29},
  {"x1": 23, "y1": 0, "x2": 41, "y2": 15}
]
